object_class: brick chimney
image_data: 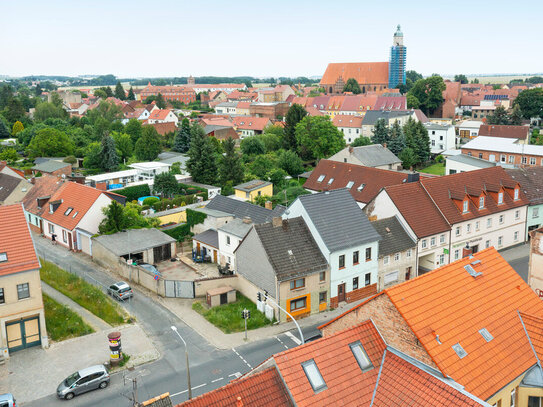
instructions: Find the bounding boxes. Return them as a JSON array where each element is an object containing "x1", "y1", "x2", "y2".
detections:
[
  {"x1": 348, "y1": 146, "x2": 354, "y2": 154},
  {"x1": 242, "y1": 216, "x2": 252, "y2": 224},
  {"x1": 462, "y1": 243, "x2": 473, "y2": 258},
  {"x1": 383, "y1": 143, "x2": 387, "y2": 149},
  {"x1": 265, "y1": 200, "x2": 273, "y2": 210},
  {"x1": 272, "y1": 217, "x2": 283, "y2": 227},
  {"x1": 236, "y1": 396, "x2": 243, "y2": 407}
]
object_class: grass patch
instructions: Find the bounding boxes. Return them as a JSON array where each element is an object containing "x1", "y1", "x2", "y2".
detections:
[
  {"x1": 40, "y1": 259, "x2": 127, "y2": 326},
  {"x1": 192, "y1": 293, "x2": 274, "y2": 333},
  {"x1": 419, "y1": 162, "x2": 445, "y2": 175},
  {"x1": 119, "y1": 353, "x2": 131, "y2": 367},
  {"x1": 43, "y1": 294, "x2": 94, "y2": 341}
]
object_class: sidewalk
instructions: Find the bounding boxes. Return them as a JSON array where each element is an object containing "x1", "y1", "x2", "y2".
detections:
[{"x1": 157, "y1": 295, "x2": 367, "y2": 350}]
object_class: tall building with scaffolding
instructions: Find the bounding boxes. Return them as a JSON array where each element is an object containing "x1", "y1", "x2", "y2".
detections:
[{"x1": 388, "y1": 25, "x2": 407, "y2": 89}]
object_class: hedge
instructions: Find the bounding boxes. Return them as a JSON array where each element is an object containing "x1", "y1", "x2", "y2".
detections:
[
  {"x1": 116, "y1": 184, "x2": 151, "y2": 201},
  {"x1": 163, "y1": 208, "x2": 207, "y2": 242}
]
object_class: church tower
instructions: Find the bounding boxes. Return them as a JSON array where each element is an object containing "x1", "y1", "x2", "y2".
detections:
[{"x1": 388, "y1": 25, "x2": 407, "y2": 89}]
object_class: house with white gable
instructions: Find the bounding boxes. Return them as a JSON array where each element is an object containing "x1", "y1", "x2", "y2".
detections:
[{"x1": 147, "y1": 109, "x2": 178, "y2": 125}]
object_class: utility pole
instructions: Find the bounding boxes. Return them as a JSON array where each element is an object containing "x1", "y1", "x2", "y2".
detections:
[
  {"x1": 122, "y1": 372, "x2": 141, "y2": 407},
  {"x1": 241, "y1": 309, "x2": 251, "y2": 340}
]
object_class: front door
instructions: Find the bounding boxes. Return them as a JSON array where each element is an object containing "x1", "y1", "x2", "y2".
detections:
[
  {"x1": 338, "y1": 283, "x2": 346, "y2": 303},
  {"x1": 213, "y1": 250, "x2": 217, "y2": 263},
  {"x1": 6, "y1": 316, "x2": 41, "y2": 352},
  {"x1": 220, "y1": 293, "x2": 228, "y2": 305},
  {"x1": 406, "y1": 267, "x2": 412, "y2": 281},
  {"x1": 68, "y1": 232, "x2": 73, "y2": 250}
]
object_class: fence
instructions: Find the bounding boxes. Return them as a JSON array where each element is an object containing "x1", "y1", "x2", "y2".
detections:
[{"x1": 164, "y1": 280, "x2": 195, "y2": 298}]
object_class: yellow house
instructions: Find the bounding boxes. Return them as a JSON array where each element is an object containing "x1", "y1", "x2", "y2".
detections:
[
  {"x1": 0, "y1": 204, "x2": 48, "y2": 358},
  {"x1": 148, "y1": 206, "x2": 188, "y2": 226},
  {"x1": 234, "y1": 180, "x2": 273, "y2": 202}
]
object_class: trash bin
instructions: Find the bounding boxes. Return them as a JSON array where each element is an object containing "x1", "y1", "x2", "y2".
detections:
[{"x1": 108, "y1": 331, "x2": 122, "y2": 364}]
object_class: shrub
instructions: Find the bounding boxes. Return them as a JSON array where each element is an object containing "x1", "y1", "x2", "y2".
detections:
[
  {"x1": 142, "y1": 197, "x2": 160, "y2": 206},
  {"x1": 116, "y1": 184, "x2": 151, "y2": 201}
]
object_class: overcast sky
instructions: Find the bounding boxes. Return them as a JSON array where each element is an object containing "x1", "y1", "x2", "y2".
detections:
[{"x1": 2, "y1": 0, "x2": 542, "y2": 78}]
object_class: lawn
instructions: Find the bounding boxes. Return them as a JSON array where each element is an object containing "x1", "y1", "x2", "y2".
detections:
[
  {"x1": 192, "y1": 293, "x2": 274, "y2": 334},
  {"x1": 419, "y1": 162, "x2": 445, "y2": 176},
  {"x1": 40, "y1": 259, "x2": 127, "y2": 326},
  {"x1": 43, "y1": 294, "x2": 94, "y2": 341}
]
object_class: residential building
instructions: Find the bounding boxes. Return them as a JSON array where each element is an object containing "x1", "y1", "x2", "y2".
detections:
[
  {"x1": 205, "y1": 195, "x2": 285, "y2": 225},
  {"x1": 41, "y1": 182, "x2": 113, "y2": 255},
  {"x1": 128, "y1": 162, "x2": 171, "y2": 181},
  {"x1": 192, "y1": 229, "x2": 219, "y2": 263},
  {"x1": 249, "y1": 102, "x2": 290, "y2": 119},
  {"x1": 372, "y1": 216, "x2": 417, "y2": 291},
  {"x1": 472, "y1": 103, "x2": 496, "y2": 120},
  {"x1": 445, "y1": 154, "x2": 497, "y2": 175},
  {"x1": 0, "y1": 204, "x2": 48, "y2": 357},
  {"x1": 214, "y1": 102, "x2": 238, "y2": 115},
  {"x1": 144, "y1": 122, "x2": 177, "y2": 137},
  {"x1": 456, "y1": 120, "x2": 484, "y2": 139},
  {"x1": 22, "y1": 175, "x2": 65, "y2": 234},
  {"x1": 0, "y1": 173, "x2": 32, "y2": 205},
  {"x1": 304, "y1": 160, "x2": 409, "y2": 208},
  {"x1": 373, "y1": 94, "x2": 407, "y2": 110},
  {"x1": 234, "y1": 180, "x2": 273, "y2": 201},
  {"x1": 232, "y1": 116, "x2": 271, "y2": 138},
  {"x1": 139, "y1": 84, "x2": 196, "y2": 104},
  {"x1": 236, "y1": 217, "x2": 329, "y2": 322},
  {"x1": 506, "y1": 167, "x2": 543, "y2": 239},
  {"x1": 217, "y1": 217, "x2": 253, "y2": 270},
  {"x1": 388, "y1": 25, "x2": 406, "y2": 89},
  {"x1": 318, "y1": 248, "x2": 543, "y2": 406},
  {"x1": 31, "y1": 160, "x2": 71, "y2": 177},
  {"x1": 86, "y1": 169, "x2": 139, "y2": 190},
  {"x1": 479, "y1": 124, "x2": 531, "y2": 144},
  {"x1": 328, "y1": 145, "x2": 402, "y2": 170},
  {"x1": 256, "y1": 85, "x2": 295, "y2": 102},
  {"x1": 235, "y1": 101, "x2": 251, "y2": 116},
  {"x1": 528, "y1": 226, "x2": 543, "y2": 295},
  {"x1": 332, "y1": 115, "x2": 364, "y2": 144},
  {"x1": 147, "y1": 109, "x2": 179, "y2": 125},
  {"x1": 284, "y1": 189, "x2": 381, "y2": 308},
  {"x1": 360, "y1": 110, "x2": 423, "y2": 138},
  {"x1": 121, "y1": 107, "x2": 150, "y2": 124},
  {"x1": 462, "y1": 136, "x2": 543, "y2": 166},
  {"x1": 184, "y1": 83, "x2": 246, "y2": 95},
  {"x1": 424, "y1": 122, "x2": 456, "y2": 154}
]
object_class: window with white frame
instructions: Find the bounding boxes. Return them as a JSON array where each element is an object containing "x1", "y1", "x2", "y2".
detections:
[
  {"x1": 498, "y1": 192, "x2": 504, "y2": 204},
  {"x1": 430, "y1": 237, "x2": 436, "y2": 246},
  {"x1": 302, "y1": 360, "x2": 326, "y2": 392},
  {"x1": 510, "y1": 388, "x2": 516, "y2": 407},
  {"x1": 487, "y1": 218, "x2": 492, "y2": 228},
  {"x1": 498, "y1": 236, "x2": 503, "y2": 247},
  {"x1": 462, "y1": 200, "x2": 469, "y2": 213},
  {"x1": 48, "y1": 223, "x2": 55, "y2": 234},
  {"x1": 406, "y1": 249, "x2": 411, "y2": 258},
  {"x1": 514, "y1": 231, "x2": 519, "y2": 241},
  {"x1": 534, "y1": 208, "x2": 540, "y2": 218},
  {"x1": 454, "y1": 249, "x2": 460, "y2": 260},
  {"x1": 394, "y1": 253, "x2": 400, "y2": 261},
  {"x1": 440, "y1": 234, "x2": 445, "y2": 244},
  {"x1": 515, "y1": 210, "x2": 520, "y2": 220},
  {"x1": 531, "y1": 157, "x2": 536, "y2": 165},
  {"x1": 422, "y1": 239, "x2": 427, "y2": 249},
  {"x1": 514, "y1": 188, "x2": 519, "y2": 200},
  {"x1": 479, "y1": 196, "x2": 485, "y2": 209},
  {"x1": 499, "y1": 215, "x2": 504, "y2": 224},
  {"x1": 486, "y1": 240, "x2": 491, "y2": 248},
  {"x1": 475, "y1": 221, "x2": 480, "y2": 231},
  {"x1": 456, "y1": 227, "x2": 461, "y2": 236},
  {"x1": 62, "y1": 230, "x2": 67, "y2": 243},
  {"x1": 383, "y1": 256, "x2": 389, "y2": 265},
  {"x1": 522, "y1": 157, "x2": 527, "y2": 164},
  {"x1": 509, "y1": 155, "x2": 515, "y2": 163},
  {"x1": 438, "y1": 254, "x2": 445, "y2": 265},
  {"x1": 467, "y1": 224, "x2": 471, "y2": 233},
  {"x1": 226, "y1": 235, "x2": 231, "y2": 245}
]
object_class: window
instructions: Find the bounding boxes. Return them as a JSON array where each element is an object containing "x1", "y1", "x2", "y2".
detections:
[
  {"x1": 422, "y1": 239, "x2": 427, "y2": 249},
  {"x1": 0, "y1": 252, "x2": 6, "y2": 262},
  {"x1": 353, "y1": 251, "x2": 359, "y2": 264},
  {"x1": 0, "y1": 287, "x2": 4, "y2": 304},
  {"x1": 438, "y1": 254, "x2": 445, "y2": 265},
  {"x1": 226, "y1": 236, "x2": 231, "y2": 245},
  {"x1": 452, "y1": 343, "x2": 468, "y2": 359},
  {"x1": 327, "y1": 178, "x2": 334, "y2": 185},
  {"x1": 479, "y1": 328, "x2": 493, "y2": 342},
  {"x1": 339, "y1": 255, "x2": 345, "y2": 269},
  {"x1": 431, "y1": 237, "x2": 436, "y2": 246},
  {"x1": 487, "y1": 218, "x2": 492, "y2": 228},
  {"x1": 353, "y1": 277, "x2": 359, "y2": 290},
  {"x1": 365, "y1": 248, "x2": 371, "y2": 261},
  {"x1": 394, "y1": 253, "x2": 400, "y2": 261},
  {"x1": 454, "y1": 249, "x2": 460, "y2": 260},
  {"x1": 290, "y1": 296, "x2": 307, "y2": 311},
  {"x1": 319, "y1": 291, "x2": 327, "y2": 304},
  {"x1": 522, "y1": 157, "x2": 527, "y2": 164},
  {"x1": 500, "y1": 154, "x2": 506, "y2": 163},
  {"x1": 498, "y1": 236, "x2": 503, "y2": 247},
  {"x1": 479, "y1": 196, "x2": 485, "y2": 209},
  {"x1": 365, "y1": 273, "x2": 371, "y2": 286},
  {"x1": 406, "y1": 249, "x2": 412, "y2": 258},
  {"x1": 302, "y1": 360, "x2": 326, "y2": 392},
  {"x1": 440, "y1": 234, "x2": 445, "y2": 244},
  {"x1": 290, "y1": 278, "x2": 305, "y2": 290},
  {"x1": 509, "y1": 155, "x2": 515, "y2": 164},
  {"x1": 431, "y1": 140, "x2": 435, "y2": 146},
  {"x1": 48, "y1": 223, "x2": 55, "y2": 234},
  {"x1": 62, "y1": 230, "x2": 67, "y2": 243},
  {"x1": 383, "y1": 255, "x2": 389, "y2": 265},
  {"x1": 478, "y1": 153, "x2": 483, "y2": 159},
  {"x1": 346, "y1": 181, "x2": 354, "y2": 189},
  {"x1": 350, "y1": 341, "x2": 373, "y2": 371},
  {"x1": 486, "y1": 240, "x2": 491, "y2": 249},
  {"x1": 317, "y1": 175, "x2": 325, "y2": 182},
  {"x1": 531, "y1": 157, "x2": 537, "y2": 165},
  {"x1": 17, "y1": 283, "x2": 30, "y2": 300},
  {"x1": 515, "y1": 210, "x2": 520, "y2": 220},
  {"x1": 456, "y1": 227, "x2": 461, "y2": 236},
  {"x1": 534, "y1": 208, "x2": 540, "y2": 219},
  {"x1": 462, "y1": 200, "x2": 469, "y2": 213},
  {"x1": 64, "y1": 207, "x2": 73, "y2": 216},
  {"x1": 384, "y1": 271, "x2": 398, "y2": 284},
  {"x1": 499, "y1": 215, "x2": 504, "y2": 224},
  {"x1": 514, "y1": 231, "x2": 519, "y2": 241},
  {"x1": 466, "y1": 224, "x2": 471, "y2": 233},
  {"x1": 319, "y1": 271, "x2": 326, "y2": 282},
  {"x1": 514, "y1": 188, "x2": 519, "y2": 200},
  {"x1": 475, "y1": 221, "x2": 480, "y2": 231}
]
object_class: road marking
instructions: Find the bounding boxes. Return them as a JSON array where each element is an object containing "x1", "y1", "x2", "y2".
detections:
[
  {"x1": 285, "y1": 331, "x2": 302, "y2": 345},
  {"x1": 229, "y1": 372, "x2": 242, "y2": 378},
  {"x1": 170, "y1": 383, "x2": 207, "y2": 397},
  {"x1": 211, "y1": 377, "x2": 224, "y2": 383},
  {"x1": 275, "y1": 335, "x2": 289, "y2": 349},
  {"x1": 192, "y1": 383, "x2": 206, "y2": 390},
  {"x1": 232, "y1": 348, "x2": 252, "y2": 368}
]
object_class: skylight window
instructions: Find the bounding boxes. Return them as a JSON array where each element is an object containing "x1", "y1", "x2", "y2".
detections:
[
  {"x1": 302, "y1": 360, "x2": 326, "y2": 392},
  {"x1": 72, "y1": 211, "x2": 79, "y2": 218},
  {"x1": 64, "y1": 207, "x2": 73, "y2": 216},
  {"x1": 0, "y1": 252, "x2": 7, "y2": 262},
  {"x1": 327, "y1": 178, "x2": 334, "y2": 185},
  {"x1": 357, "y1": 183, "x2": 366, "y2": 192},
  {"x1": 452, "y1": 343, "x2": 468, "y2": 359},
  {"x1": 317, "y1": 175, "x2": 325, "y2": 182},
  {"x1": 346, "y1": 181, "x2": 354, "y2": 189},
  {"x1": 350, "y1": 341, "x2": 373, "y2": 372},
  {"x1": 479, "y1": 328, "x2": 493, "y2": 342}
]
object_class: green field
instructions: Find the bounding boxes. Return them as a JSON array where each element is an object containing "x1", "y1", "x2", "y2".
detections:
[
  {"x1": 419, "y1": 162, "x2": 445, "y2": 176},
  {"x1": 43, "y1": 294, "x2": 94, "y2": 341}
]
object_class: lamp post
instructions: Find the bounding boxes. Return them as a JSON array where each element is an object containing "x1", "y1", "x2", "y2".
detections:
[{"x1": 171, "y1": 326, "x2": 192, "y2": 400}]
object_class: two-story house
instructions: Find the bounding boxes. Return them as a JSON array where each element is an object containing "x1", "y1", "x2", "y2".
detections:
[
  {"x1": 284, "y1": 189, "x2": 381, "y2": 308},
  {"x1": 235, "y1": 217, "x2": 329, "y2": 322},
  {"x1": 424, "y1": 122, "x2": 456, "y2": 154},
  {"x1": 506, "y1": 167, "x2": 543, "y2": 240},
  {"x1": 146, "y1": 109, "x2": 179, "y2": 125},
  {"x1": 0, "y1": 204, "x2": 48, "y2": 358},
  {"x1": 217, "y1": 217, "x2": 253, "y2": 271}
]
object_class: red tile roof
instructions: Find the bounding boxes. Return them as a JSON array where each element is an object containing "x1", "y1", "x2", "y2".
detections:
[
  {"x1": 149, "y1": 109, "x2": 174, "y2": 121},
  {"x1": 478, "y1": 124, "x2": 530, "y2": 140},
  {"x1": 144, "y1": 122, "x2": 177, "y2": 136},
  {"x1": 306, "y1": 106, "x2": 324, "y2": 116},
  {"x1": 22, "y1": 175, "x2": 65, "y2": 217},
  {"x1": 236, "y1": 101, "x2": 252, "y2": 110},
  {"x1": 519, "y1": 312, "x2": 543, "y2": 362},
  {"x1": 443, "y1": 81, "x2": 462, "y2": 103},
  {"x1": 41, "y1": 182, "x2": 109, "y2": 231},
  {"x1": 200, "y1": 117, "x2": 234, "y2": 128},
  {"x1": 373, "y1": 95, "x2": 407, "y2": 110},
  {"x1": 175, "y1": 367, "x2": 294, "y2": 407},
  {"x1": 332, "y1": 114, "x2": 363, "y2": 128},
  {"x1": 320, "y1": 62, "x2": 389, "y2": 86},
  {"x1": 232, "y1": 116, "x2": 271, "y2": 131},
  {"x1": 0, "y1": 204, "x2": 40, "y2": 276},
  {"x1": 305, "y1": 160, "x2": 408, "y2": 204},
  {"x1": 124, "y1": 108, "x2": 146, "y2": 119}
]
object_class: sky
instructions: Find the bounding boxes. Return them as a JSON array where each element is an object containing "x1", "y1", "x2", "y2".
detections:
[{"x1": 1, "y1": 0, "x2": 542, "y2": 79}]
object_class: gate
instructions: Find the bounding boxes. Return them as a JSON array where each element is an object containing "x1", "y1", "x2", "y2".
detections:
[
  {"x1": 164, "y1": 280, "x2": 195, "y2": 298},
  {"x1": 6, "y1": 316, "x2": 41, "y2": 352}
]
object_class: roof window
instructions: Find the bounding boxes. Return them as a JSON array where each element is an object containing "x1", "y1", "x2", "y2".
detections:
[
  {"x1": 350, "y1": 341, "x2": 373, "y2": 372},
  {"x1": 0, "y1": 252, "x2": 7, "y2": 262},
  {"x1": 462, "y1": 200, "x2": 469, "y2": 213},
  {"x1": 452, "y1": 343, "x2": 468, "y2": 359},
  {"x1": 357, "y1": 184, "x2": 366, "y2": 192},
  {"x1": 302, "y1": 359, "x2": 327, "y2": 392},
  {"x1": 72, "y1": 211, "x2": 79, "y2": 218},
  {"x1": 479, "y1": 328, "x2": 493, "y2": 342},
  {"x1": 317, "y1": 175, "x2": 325, "y2": 182},
  {"x1": 346, "y1": 181, "x2": 354, "y2": 189},
  {"x1": 64, "y1": 207, "x2": 73, "y2": 216},
  {"x1": 327, "y1": 178, "x2": 334, "y2": 185}
]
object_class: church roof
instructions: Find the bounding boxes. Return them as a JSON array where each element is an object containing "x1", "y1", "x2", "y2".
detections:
[{"x1": 320, "y1": 62, "x2": 389, "y2": 86}]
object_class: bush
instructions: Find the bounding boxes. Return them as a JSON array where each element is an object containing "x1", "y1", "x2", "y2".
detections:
[
  {"x1": 116, "y1": 184, "x2": 151, "y2": 201},
  {"x1": 142, "y1": 197, "x2": 160, "y2": 206},
  {"x1": 435, "y1": 154, "x2": 444, "y2": 163},
  {"x1": 163, "y1": 224, "x2": 192, "y2": 241}
]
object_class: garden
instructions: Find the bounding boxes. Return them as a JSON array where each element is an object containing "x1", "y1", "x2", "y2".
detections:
[{"x1": 43, "y1": 294, "x2": 94, "y2": 341}]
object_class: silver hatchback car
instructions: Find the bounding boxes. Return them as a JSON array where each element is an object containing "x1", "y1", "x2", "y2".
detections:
[
  {"x1": 107, "y1": 282, "x2": 133, "y2": 301},
  {"x1": 56, "y1": 365, "x2": 110, "y2": 400}
]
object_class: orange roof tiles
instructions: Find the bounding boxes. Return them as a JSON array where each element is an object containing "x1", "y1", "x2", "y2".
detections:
[
  {"x1": 519, "y1": 312, "x2": 543, "y2": 362},
  {"x1": 144, "y1": 122, "x2": 177, "y2": 136},
  {"x1": 175, "y1": 367, "x2": 294, "y2": 407},
  {"x1": 320, "y1": 62, "x2": 389, "y2": 86},
  {"x1": 0, "y1": 204, "x2": 40, "y2": 276},
  {"x1": 232, "y1": 116, "x2": 271, "y2": 131},
  {"x1": 332, "y1": 114, "x2": 363, "y2": 128},
  {"x1": 22, "y1": 175, "x2": 65, "y2": 217},
  {"x1": 386, "y1": 247, "x2": 543, "y2": 400},
  {"x1": 149, "y1": 109, "x2": 173, "y2": 121},
  {"x1": 478, "y1": 124, "x2": 530, "y2": 140}
]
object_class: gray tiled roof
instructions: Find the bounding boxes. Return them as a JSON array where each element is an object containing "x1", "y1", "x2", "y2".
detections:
[
  {"x1": 193, "y1": 229, "x2": 219, "y2": 248},
  {"x1": 206, "y1": 195, "x2": 284, "y2": 224},
  {"x1": 31, "y1": 160, "x2": 71, "y2": 173},
  {"x1": 234, "y1": 179, "x2": 272, "y2": 192},
  {"x1": 0, "y1": 174, "x2": 24, "y2": 201},
  {"x1": 294, "y1": 189, "x2": 381, "y2": 252},
  {"x1": 372, "y1": 216, "x2": 417, "y2": 257},
  {"x1": 446, "y1": 154, "x2": 496, "y2": 168},
  {"x1": 93, "y1": 229, "x2": 175, "y2": 257},
  {"x1": 348, "y1": 145, "x2": 401, "y2": 167},
  {"x1": 506, "y1": 167, "x2": 543, "y2": 205},
  {"x1": 194, "y1": 207, "x2": 232, "y2": 218},
  {"x1": 361, "y1": 110, "x2": 413, "y2": 126},
  {"x1": 254, "y1": 217, "x2": 328, "y2": 281},
  {"x1": 218, "y1": 218, "x2": 253, "y2": 238}
]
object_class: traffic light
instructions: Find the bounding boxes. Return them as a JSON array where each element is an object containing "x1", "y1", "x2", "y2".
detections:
[
  {"x1": 257, "y1": 292, "x2": 262, "y2": 302},
  {"x1": 241, "y1": 311, "x2": 245, "y2": 319},
  {"x1": 247, "y1": 310, "x2": 251, "y2": 319}
]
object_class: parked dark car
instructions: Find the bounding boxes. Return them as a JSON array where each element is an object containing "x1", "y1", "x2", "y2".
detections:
[
  {"x1": 107, "y1": 282, "x2": 133, "y2": 301},
  {"x1": 56, "y1": 365, "x2": 110, "y2": 400}
]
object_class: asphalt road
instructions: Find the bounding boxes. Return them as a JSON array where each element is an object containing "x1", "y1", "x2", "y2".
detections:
[{"x1": 26, "y1": 236, "x2": 319, "y2": 406}]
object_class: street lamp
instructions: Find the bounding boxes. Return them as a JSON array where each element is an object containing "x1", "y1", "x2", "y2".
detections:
[{"x1": 171, "y1": 326, "x2": 192, "y2": 400}]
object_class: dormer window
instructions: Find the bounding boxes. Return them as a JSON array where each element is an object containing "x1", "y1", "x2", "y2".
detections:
[
  {"x1": 514, "y1": 188, "x2": 519, "y2": 200},
  {"x1": 498, "y1": 192, "x2": 504, "y2": 204},
  {"x1": 463, "y1": 200, "x2": 469, "y2": 213},
  {"x1": 479, "y1": 197, "x2": 484, "y2": 209},
  {"x1": 317, "y1": 175, "x2": 325, "y2": 182}
]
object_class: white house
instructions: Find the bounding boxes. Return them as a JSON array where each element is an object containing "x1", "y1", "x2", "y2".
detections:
[
  {"x1": 284, "y1": 189, "x2": 381, "y2": 308},
  {"x1": 122, "y1": 108, "x2": 150, "y2": 124},
  {"x1": 217, "y1": 217, "x2": 253, "y2": 271},
  {"x1": 215, "y1": 102, "x2": 238, "y2": 115},
  {"x1": 424, "y1": 122, "x2": 456, "y2": 154},
  {"x1": 332, "y1": 115, "x2": 364, "y2": 144},
  {"x1": 147, "y1": 109, "x2": 179, "y2": 125},
  {"x1": 129, "y1": 162, "x2": 171, "y2": 181},
  {"x1": 456, "y1": 120, "x2": 483, "y2": 139},
  {"x1": 445, "y1": 154, "x2": 496, "y2": 175}
]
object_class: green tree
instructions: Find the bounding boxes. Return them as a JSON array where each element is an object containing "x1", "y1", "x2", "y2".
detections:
[
  {"x1": 35, "y1": 83, "x2": 42, "y2": 96},
  {"x1": 134, "y1": 126, "x2": 162, "y2": 161},
  {"x1": 284, "y1": 104, "x2": 307, "y2": 150},
  {"x1": 173, "y1": 118, "x2": 191, "y2": 153},
  {"x1": 249, "y1": 154, "x2": 277, "y2": 179},
  {"x1": 156, "y1": 93, "x2": 166, "y2": 109},
  {"x1": 0, "y1": 84, "x2": 13, "y2": 110},
  {"x1": 351, "y1": 136, "x2": 372, "y2": 147},
  {"x1": 4, "y1": 98, "x2": 26, "y2": 123},
  {"x1": 186, "y1": 124, "x2": 217, "y2": 184},
  {"x1": 63, "y1": 155, "x2": 77, "y2": 164},
  {"x1": 114, "y1": 81, "x2": 126, "y2": 100},
  {"x1": 407, "y1": 75, "x2": 446, "y2": 115},
  {"x1": 12, "y1": 121, "x2": 24, "y2": 135},
  {"x1": 510, "y1": 105, "x2": 523, "y2": 126},
  {"x1": 414, "y1": 120, "x2": 431, "y2": 163},
  {"x1": 278, "y1": 149, "x2": 304, "y2": 176},
  {"x1": 112, "y1": 132, "x2": 133, "y2": 162},
  {"x1": 98, "y1": 134, "x2": 119, "y2": 172},
  {"x1": 27, "y1": 128, "x2": 74, "y2": 158},
  {"x1": 0, "y1": 119, "x2": 9, "y2": 139},
  {"x1": 34, "y1": 102, "x2": 67, "y2": 121},
  {"x1": 406, "y1": 94, "x2": 420, "y2": 109},
  {"x1": 295, "y1": 115, "x2": 345, "y2": 160},
  {"x1": 387, "y1": 120, "x2": 406, "y2": 156},
  {"x1": 219, "y1": 137, "x2": 244, "y2": 186},
  {"x1": 260, "y1": 125, "x2": 284, "y2": 152},
  {"x1": 127, "y1": 87, "x2": 135, "y2": 101},
  {"x1": 399, "y1": 147, "x2": 417, "y2": 169},
  {"x1": 371, "y1": 119, "x2": 390, "y2": 145},
  {"x1": 153, "y1": 172, "x2": 178, "y2": 198},
  {"x1": 0, "y1": 148, "x2": 18, "y2": 162},
  {"x1": 240, "y1": 136, "x2": 265, "y2": 156},
  {"x1": 87, "y1": 100, "x2": 123, "y2": 125},
  {"x1": 454, "y1": 74, "x2": 468, "y2": 84},
  {"x1": 103, "y1": 87, "x2": 114, "y2": 97},
  {"x1": 487, "y1": 106, "x2": 510, "y2": 125},
  {"x1": 125, "y1": 118, "x2": 143, "y2": 144},
  {"x1": 514, "y1": 88, "x2": 543, "y2": 119},
  {"x1": 82, "y1": 142, "x2": 102, "y2": 168},
  {"x1": 99, "y1": 201, "x2": 129, "y2": 234},
  {"x1": 170, "y1": 161, "x2": 182, "y2": 175},
  {"x1": 343, "y1": 78, "x2": 361, "y2": 94},
  {"x1": 267, "y1": 168, "x2": 288, "y2": 189},
  {"x1": 471, "y1": 78, "x2": 479, "y2": 84},
  {"x1": 94, "y1": 89, "x2": 107, "y2": 99}
]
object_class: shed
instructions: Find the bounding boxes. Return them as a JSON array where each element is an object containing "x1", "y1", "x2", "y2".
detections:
[{"x1": 206, "y1": 285, "x2": 236, "y2": 307}]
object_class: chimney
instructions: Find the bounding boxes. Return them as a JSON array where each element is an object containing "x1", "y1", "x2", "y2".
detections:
[
  {"x1": 348, "y1": 146, "x2": 354, "y2": 154},
  {"x1": 407, "y1": 173, "x2": 420, "y2": 183},
  {"x1": 272, "y1": 217, "x2": 283, "y2": 228},
  {"x1": 265, "y1": 200, "x2": 273, "y2": 210},
  {"x1": 383, "y1": 142, "x2": 387, "y2": 149},
  {"x1": 462, "y1": 243, "x2": 472, "y2": 258},
  {"x1": 30, "y1": 177, "x2": 36, "y2": 185},
  {"x1": 242, "y1": 216, "x2": 252, "y2": 224},
  {"x1": 236, "y1": 396, "x2": 243, "y2": 407}
]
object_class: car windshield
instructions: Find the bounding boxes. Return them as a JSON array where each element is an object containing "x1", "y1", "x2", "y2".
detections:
[
  {"x1": 119, "y1": 287, "x2": 131, "y2": 293},
  {"x1": 65, "y1": 372, "x2": 80, "y2": 387}
]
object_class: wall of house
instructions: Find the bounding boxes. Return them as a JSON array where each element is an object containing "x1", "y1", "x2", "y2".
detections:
[
  {"x1": 338, "y1": 126, "x2": 363, "y2": 144},
  {"x1": 217, "y1": 230, "x2": 243, "y2": 270},
  {"x1": 445, "y1": 158, "x2": 493, "y2": 175},
  {"x1": 24, "y1": 210, "x2": 42, "y2": 232},
  {"x1": 328, "y1": 149, "x2": 400, "y2": 170},
  {"x1": 528, "y1": 229, "x2": 543, "y2": 295},
  {"x1": 428, "y1": 126, "x2": 455, "y2": 154},
  {"x1": 378, "y1": 248, "x2": 417, "y2": 291},
  {"x1": 2, "y1": 179, "x2": 32, "y2": 205},
  {"x1": 42, "y1": 219, "x2": 75, "y2": 250},
  {"x1": 320, "y1": 294, "x2": 437, "y2": 368},
  {"x1": 461, "y1": 148, "x2": 543, "y2": 167},
  {"x1": 527, "y1": 205, "x2": 543, "y2": 241},
  {"x1": 234, "y1": 273, "x2": 281, "y2": 320},
  {"x1": 192, "y1": 239, "x2": 218, "y2": 263},
  {"x1": 155, "y1": 210, "x2": 187, "y2": 226},
  {"x1": 418, "y1": 232, "x2": 450, "y2": 271},
  {"x1": 234, "y1": 184, "x2": 273, "y2": 201},
  {"x1": 486, "y1": 373, "x2": 525, "y2": 407},
  {"x1": 77, "y1": 194, "x2": 112, "y2": 235},
  {"x1": 192, "y1": 215, "x2": 233, "y2": 235}
]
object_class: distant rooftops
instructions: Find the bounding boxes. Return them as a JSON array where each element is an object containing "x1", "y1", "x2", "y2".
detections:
[{"x1": 234, "y1": 179, "x2": 272, "y2": 192}]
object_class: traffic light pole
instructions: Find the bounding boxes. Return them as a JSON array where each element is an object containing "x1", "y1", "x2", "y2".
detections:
[{"x1": 258, "y1": 292, "x2": 304, "y2": 345}]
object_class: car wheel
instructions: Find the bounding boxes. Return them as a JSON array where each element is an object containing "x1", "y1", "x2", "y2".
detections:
[
  {"x1": 65, "y1": 392, "x2": 75, "y2": 400},
  {"x1": 99, "y1": 381, "x2": 108, "y2": 389}
]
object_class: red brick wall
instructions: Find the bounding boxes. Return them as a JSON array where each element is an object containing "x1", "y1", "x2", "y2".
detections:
[
  {"x1": 321, "y1": 294, "x2": 437, "y2": 368},
  {"x1": 461, "y1": 148, "x2": 543, "y2": 167},
  {"x1": 50, "y1": 165, "x2": 72, "y2": 177},
  {"x1": 330, "y1": 283, "x2": 378, "y2": 309}
]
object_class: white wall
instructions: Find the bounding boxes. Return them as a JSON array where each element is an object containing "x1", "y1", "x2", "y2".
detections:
[
  {"x1": 428, "y1": 126, "x2": 456, "y2": 154},
  {"x1": 218, "y1": 230, "x2": 242, "y2": 270},
  {"x1": 77, "y1": 194, "x2": 112, "y2": 235},
  {"x1": 445, "y1": 158, "x2": 493, "y2": 175}
]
